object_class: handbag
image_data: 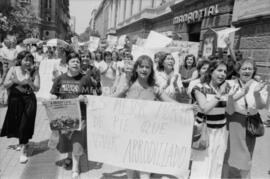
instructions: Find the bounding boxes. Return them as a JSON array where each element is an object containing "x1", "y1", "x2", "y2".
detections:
[
  {"x1": 246, "y1": 112, "x2": 264, "y2": 137},
  {"x1": 238, "y1": 80, "x2": 265, "y2": 137},
  {"x1": 192, "y1": 115, "x2": 209, "y2": 150}
]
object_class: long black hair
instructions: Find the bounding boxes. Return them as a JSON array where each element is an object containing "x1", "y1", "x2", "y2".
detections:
[{"x1": 130, "y1": 55, "x2": 155, "y2": 87}]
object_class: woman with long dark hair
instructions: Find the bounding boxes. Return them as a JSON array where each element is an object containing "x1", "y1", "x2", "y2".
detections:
[
  {"x1": 1, "y1": 50, "x2": 40, "y2": 163},
  {"x1": 190, "y1": 60, "x2": 232, "y2": 179},
  {"x1": 113, "y1": 55, "x2": 175, "y2": 179}
]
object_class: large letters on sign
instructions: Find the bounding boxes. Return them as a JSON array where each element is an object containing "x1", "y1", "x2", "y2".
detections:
[{"x1": 87, "y1": 96, "x2": 194, "y2": 177}]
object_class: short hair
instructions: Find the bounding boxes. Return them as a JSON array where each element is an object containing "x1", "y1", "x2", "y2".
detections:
[
  {"x1": 154, "y1": 51, "x2": 166, "y2": 59},
  {"x1": 16, "y1": 50, "x2": 34, "y2": 66},
  {"x1": 66, "y1": 51, "x2": 81, "y2": 63},
  {"x1": 104, "y1": 51, "x2": 112, "y2": 59},
  {"x1": 157, "y1": 53, "x2": 173, "y2": 71},
  {"x1": 238, "y1": 57, "x2": 257, "y2": 78},
  {"x1": 124, "y1": 54, "x2": 133, "y2": 61},
  {"x1": 184, "y1": 54, "x2": 196, "y2": 69}
]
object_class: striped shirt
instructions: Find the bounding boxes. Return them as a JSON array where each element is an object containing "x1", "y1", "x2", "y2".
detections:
[{"x1": 191, "y1": 83, "x2": 228, "y2": 128}]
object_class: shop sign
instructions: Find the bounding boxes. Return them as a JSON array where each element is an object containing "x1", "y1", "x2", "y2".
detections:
[{"x1": 173, "y1": 4, "x2": 219, "y2": 24}]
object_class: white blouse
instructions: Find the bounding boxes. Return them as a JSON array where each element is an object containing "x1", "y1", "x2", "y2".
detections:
[
  {"x1": 155, "y1": 71, "x2": 182, "y2": 99},
  {"x1": 227, "y1": 79, "x2": 269, "y2": 115}
]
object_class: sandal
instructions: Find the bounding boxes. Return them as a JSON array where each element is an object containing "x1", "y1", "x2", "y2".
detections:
[{"x1": 63, "y1": 158, "x2": 72, "y2": 169}]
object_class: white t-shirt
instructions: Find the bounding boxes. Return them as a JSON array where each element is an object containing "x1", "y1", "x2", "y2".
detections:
[{"x1": 155, "y1": 71, "x2": 182, "y2": 99}]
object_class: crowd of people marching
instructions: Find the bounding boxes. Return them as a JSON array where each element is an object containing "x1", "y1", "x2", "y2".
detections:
[{"x1": 0, "y1": 34, "x2": 270, "y2": 179}]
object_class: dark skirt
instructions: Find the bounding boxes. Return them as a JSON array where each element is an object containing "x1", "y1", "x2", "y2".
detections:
[
  {"x1": 56, "y1": 127, "x2": 86, "y2": 156},
  {"x1": 225, "y1": 112, "x2": 256, "y2": 170},
  {"x1": 0, "y1": 87, "x2": 37, "y2": 144}
]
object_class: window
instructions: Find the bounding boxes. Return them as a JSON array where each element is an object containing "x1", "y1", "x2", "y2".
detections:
[
  {"x1": 45, "y1": 0, "x2": 52, "y2": 9},
  {"x1": 46, "y1": 16, "x2": 51, "y2": 22}
]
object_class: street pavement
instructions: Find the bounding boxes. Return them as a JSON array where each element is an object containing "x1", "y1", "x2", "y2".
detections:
[{"x1": 0, "y1": 105, "x2": 269, "y2": 179}]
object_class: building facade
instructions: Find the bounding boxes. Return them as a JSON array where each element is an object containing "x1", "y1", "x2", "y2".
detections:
[
  {"x1": 94, "y1": 0, "x2": 270, "y2": 77},
  {"x1": 2, "y1": 0, "x2": 71, "y2": 40},
  {"x1": 93, "y1": 0, "x2": 176, "y2": 41},
  {"x1": 232, "y1": 0, "x2": 270, "y2": 79},
  {"x1": 40, "y1": 0, "x2": 71, "y2": 40}
]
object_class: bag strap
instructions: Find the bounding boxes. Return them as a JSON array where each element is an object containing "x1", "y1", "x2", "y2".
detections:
[{"x1": 237, "y1": 79, "x2": 249, "y2": 115}]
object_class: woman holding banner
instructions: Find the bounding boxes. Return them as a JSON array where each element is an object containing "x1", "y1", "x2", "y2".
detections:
[
  {"x1": 50, "y1": 51, "x2": 97, "y2": 178},
  {"x1": 1, "y1": 51, "x2": 40, "y2": 163},
  {"x1": 113, "y1": 55, "x2": 175, "y2": 179},
  {"x1": 189, "y1": 60, "x2": 234, "y2": 179}
]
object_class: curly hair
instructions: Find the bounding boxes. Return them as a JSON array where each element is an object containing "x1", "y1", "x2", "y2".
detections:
[
  {"x1": 202, "y1": 59, "x2": 227, "y2": 85},
  {"x1": 157, "y1": 53, "x2": 174, "y2": 72},
  {"x1": 66, "y1": 51, "x2": 81, "y2": 63},
  {"x1": 16, "y1": 50, "x2": 34, "y2": 66},
  {"x1": 130, "y1": 55, "x2": 155, "y2": 87}
]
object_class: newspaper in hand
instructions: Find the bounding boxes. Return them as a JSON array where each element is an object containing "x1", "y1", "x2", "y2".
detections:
[{"x1": 43, "y1": 98, "x2": 82, "y2": 131}]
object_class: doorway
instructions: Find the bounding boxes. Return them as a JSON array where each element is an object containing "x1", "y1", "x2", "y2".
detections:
[{"x1": 188, "y1": 22, "x2": 202, "y2": 42}]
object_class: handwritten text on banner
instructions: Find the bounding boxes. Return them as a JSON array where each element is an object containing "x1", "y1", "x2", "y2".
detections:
[{"x1": 86, "y1": 96, "x2": 194, "y2": 176}]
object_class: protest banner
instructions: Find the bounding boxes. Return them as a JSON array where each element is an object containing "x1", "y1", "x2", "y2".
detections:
[
  {"x1": 135, "y1": 37, "x2": 146, "y2": 46},
  {"x1": 71, "y1": 36, "x2": 79, "y2": 52},
  {"x1": 106, "y1": 35, "x2": 118, "y2": 51},
  {"x1": 87, "y1": 96, "x2": 194, "y2": 177},
  {"x1": 35, "y1": 59, "x2": 60, "y2": 99},
  {"x1": 88, "y1": 36, "x2": 100, "y2": 52},
  {"x1": 43, "y1": 99, "x2": 81, "y2": 131},
  {"x1": 144, "y1": 31, "x2": 172, "y2": 49},
  {"x1": 116, "y1": 35, "x2": 126, "y2": 49},
  {"x1": 202, "y1": 28, "x2": 217, "y2": 59},
  {"x1": 132, "y1": 40, "x2": 199, "y2": 72},
  {"x1": 216, "y1": 28, "x2": 240, "y2": 48},
  {"x1": 131, "y1": 45, "x2": 155, "y2": 61},
  {"x1": 167, "y1": 40, "x2": 200, "y2": 72}
]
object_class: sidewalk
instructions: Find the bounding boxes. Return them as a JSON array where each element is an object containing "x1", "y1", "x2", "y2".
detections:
[{"x1": 0, "y1": 106, "x2": 269, "y2": 179}]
